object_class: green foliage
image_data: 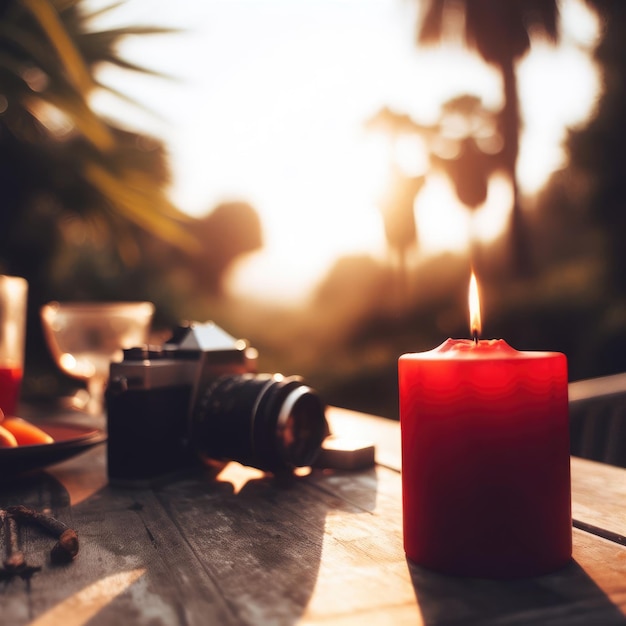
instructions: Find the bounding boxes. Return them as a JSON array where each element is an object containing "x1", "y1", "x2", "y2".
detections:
[
  {"x1": 0, "y1": 0, "x2": 196, "y2": 396},
  {"x1": 0, "y1": 0, "x2": 193, "y2": 285}
]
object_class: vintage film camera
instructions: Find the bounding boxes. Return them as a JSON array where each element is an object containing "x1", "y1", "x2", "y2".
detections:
[{"x1": 105, "y1": 322, "x2": 329, "y2": 483}]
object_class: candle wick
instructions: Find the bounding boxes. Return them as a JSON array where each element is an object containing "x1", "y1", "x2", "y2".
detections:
[{"x1": 472, "y1": 330, "x2": 479, "y2": 345}]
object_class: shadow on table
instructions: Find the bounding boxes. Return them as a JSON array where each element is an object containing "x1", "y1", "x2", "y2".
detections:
[
  {"x1": 0, "y1": 472, "x2": 77, "y2": 623},
  {"x1": 407, "y1": 558, "x2": 626, "y2": 625},
  {"x1": 140, "y1": 465, "x2": 378, "y2": 625},
  {"x1": 1, "y1": 462, "x2": 378, "y2": 626},
  {"x1": 0, "y1": 471, "x2": 72, "y2": 510}
]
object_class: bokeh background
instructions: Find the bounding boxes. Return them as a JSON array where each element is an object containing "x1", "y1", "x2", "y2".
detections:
[{"x1": 2, "y1": 0, "x2": 625, "y2": 419}]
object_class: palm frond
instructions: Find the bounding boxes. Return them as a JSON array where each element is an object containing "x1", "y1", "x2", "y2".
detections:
[
  {"x1": 1, "y1": 0, "x2": 193, "y2": 253},
  {"x1": 83, "y1": 162, "x2": 199, "y2": 250},
  {"x1": 418, "y1": 0, "x2": 447, "y2": 45},
  {"x1": 88, "y1": 49, "x2": 181, "y2": 80},
  {"x1": 90, "y1": 25, "x2": 183, "y2": 37},
  {"x1": 82, "y1": 1, "x2": 127, "y2": 23},
  {"x1": 29, "y1": 89, "x2": 114, "y2": 149},
  {"x1": 0, "y1": 22, "x2": 67, "y2": 76},
  {"x1": 21, "y1": 0, "x2": 94, "y2": 95},
  {"x1": 93, "y1": 79, "x2": 170, "y2": 124},
  {"x1": 0, "y1": 52, "x2": 29, "y2": 83}
]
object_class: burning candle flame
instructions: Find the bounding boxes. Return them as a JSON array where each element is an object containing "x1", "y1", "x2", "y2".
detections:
[{"x1": 469, "y1": 272, "x2": 481, "y2": 341}]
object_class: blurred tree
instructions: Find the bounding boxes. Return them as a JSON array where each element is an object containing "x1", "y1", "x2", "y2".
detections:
[
  {"x1": 188, "y1": 201, "x2": 262, "y2": 294},
  {"x1": 415, "y1": 0, "x2": 560, "y2": 275},
  {"x1": 367, "y1": 96, "x2": 501, "y2": 271},
  {"x1": 366, "y1": 108, "x2": 423, "y2": 268},
  {"x1": 0, "y1": 0, "x2": 193, "y2": 296},
  {"x1": 0, "y1": 0, "x2": 200, "y2": 396},
  {"x1": 567, "y1": 0, "x2": 626, "y2": 296},
  {"x1": 554, "y1": 0, "x2": 626, "y2": 377},
  {"x1": 377, "y1": 164, "x2": 423, "y2": 285},
  {"x1": 428, "y1": 95, "x2": 502, "y2": 210},
  {"x1": 132, "y1": 200, "x2": 263, "y2": 297},
  {"x1": 365, "y1": 108, "x2": 424, "y2": 308},
  {"x1": 43, "y1": 199, "x2": 263, "y2": 338}
]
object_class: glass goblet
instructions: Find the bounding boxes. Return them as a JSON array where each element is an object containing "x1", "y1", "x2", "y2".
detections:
[{"x1": 40, "y1": 301, "x2": 155, "y2": 417}]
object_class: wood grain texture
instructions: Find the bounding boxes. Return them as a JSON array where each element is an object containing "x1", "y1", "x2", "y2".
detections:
[
  {"x1": 0, "y1": 408, "x2": 625, "y2": 625},
  {"x1": 570, "y1": 456, "x2": 626, "y2": 540},
  {"x1": 327, "y1": 406, "x2": 401, "y2": 471},
  {"x1": 327, "y1": 407, "x2": 626, "y2": 543}
]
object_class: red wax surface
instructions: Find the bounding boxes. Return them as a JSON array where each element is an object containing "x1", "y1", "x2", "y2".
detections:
[
  {"x1": 399, "y1": 339, "x2": 572, "y2": 578},
  {"x1": 0, "y1": 365, "x2": 23, "y2": 416}
]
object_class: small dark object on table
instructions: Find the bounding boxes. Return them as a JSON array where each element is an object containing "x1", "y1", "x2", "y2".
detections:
[
  {"x1": 8, "y1": 505, "x2": 79, "y2": 564},
  {"x1": 0, "y1": 509, "x2": 41, "y2": 580},
  {"x1": 314, "y1": 437, "x2": 376, "y2": 470}
]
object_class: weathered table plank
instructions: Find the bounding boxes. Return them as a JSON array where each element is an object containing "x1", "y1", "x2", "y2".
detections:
[
  {"x1": 327, "y1": 407, "x2": 626, "y2": 542},
  {"x1": 0, "y1": 407, "x2": 625, "y2": 625},
  {"x1": 1, "y1": 473, "x2": 236, "y2": 625},
  {"x1": 406, "y1": 531, "x2": 626, "y2": 626},
  {"x1": 570, "y1": 456, "x2": 626, "y2": 540},
  {"x1": 327, "y1": 407, "x2": 401, "y2": 471}
]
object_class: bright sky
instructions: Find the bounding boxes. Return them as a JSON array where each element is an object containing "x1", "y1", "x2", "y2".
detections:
[{"x1": 88, "y1": 0, "x2": 601, "y2": 304}]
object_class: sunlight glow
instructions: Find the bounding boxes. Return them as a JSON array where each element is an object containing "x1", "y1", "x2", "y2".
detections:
[
  {"x1": 473, "y1": 175, "x2": 513, "y2": 243},
  {"x1": 302, "y1": 510, "x2": 423, "y2": 625},
  {"x1": 415, "y1": 174, "x2": 469, "y2": 255},
  {"x1": 226, "y1": 128, "x2": 389, "y2": 303},
  {"x1": 59, "y1": 353, "x2": 77, "y2": 373},
  {"x1": 215, "y1": 461, "x2": 265, "y2": 495},
  {"x1": 59, "y1": 352, "x2": 96, "y2": 379},
  {"x1": 30, "y1": 569, "x2": 146, "y2": 626},
  {"x1": 413, "y1": 173, "x2": 511, "y2": 256},
  {"x1": 517, "y1": 43, "x2": 600, "y2": 193},
  {"x1": 87, "y1": 0, "x2": 602, "y2": 304}
]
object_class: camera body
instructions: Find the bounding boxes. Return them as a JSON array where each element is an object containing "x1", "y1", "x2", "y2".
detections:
[{"x1": 106, "y1": 322, "x2": 328, "y2": 483}]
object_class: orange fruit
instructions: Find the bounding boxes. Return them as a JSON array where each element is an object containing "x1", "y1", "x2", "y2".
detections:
[
  {"x1": 0, "y1": 423, "x2": 18, "y2": 447},
  {"x1": 2, "y1": 416, "x2": 54, "y2": 445}
]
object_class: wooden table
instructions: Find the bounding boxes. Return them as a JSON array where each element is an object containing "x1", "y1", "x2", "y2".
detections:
[{"x1": 1, "y1": 407, "x2": 625, "y2": 625}]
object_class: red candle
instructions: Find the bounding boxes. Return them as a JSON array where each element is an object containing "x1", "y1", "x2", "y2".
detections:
[{"x1": 399, "y1": 274, "x2": 571, "y2": 578}]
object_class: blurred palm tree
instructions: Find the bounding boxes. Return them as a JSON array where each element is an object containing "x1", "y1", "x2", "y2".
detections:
[
  {"x1": 416, "y1": 0, "x2": 560, "y2": 275},
  {"x1": 0, "y1": 0, "x2": 193, "y2": 289},
  {"x1": 365, "y1": 108, "x2": 424, "y2": 308},
  {"x1": 367, "y1": 95, "x2": 501, "y2": 273},
  {"x1": 567, "y1": 0, "x2": 626, "y2": 296},
  {"x1": 428, "y1": 95, "x2": 502, "y2": 210},
  {"x1": 0, "y1": 0, "x2": 201, "y2": 395}
]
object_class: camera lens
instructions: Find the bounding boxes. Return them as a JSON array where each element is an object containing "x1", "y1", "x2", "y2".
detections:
[{"x1": 192, "y1": 374, "x2": 328, "y2": 472}]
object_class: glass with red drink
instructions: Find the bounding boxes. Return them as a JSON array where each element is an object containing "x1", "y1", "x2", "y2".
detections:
[{"x1": 0, "y1": 276, "x2": 28, "y2": 416}]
